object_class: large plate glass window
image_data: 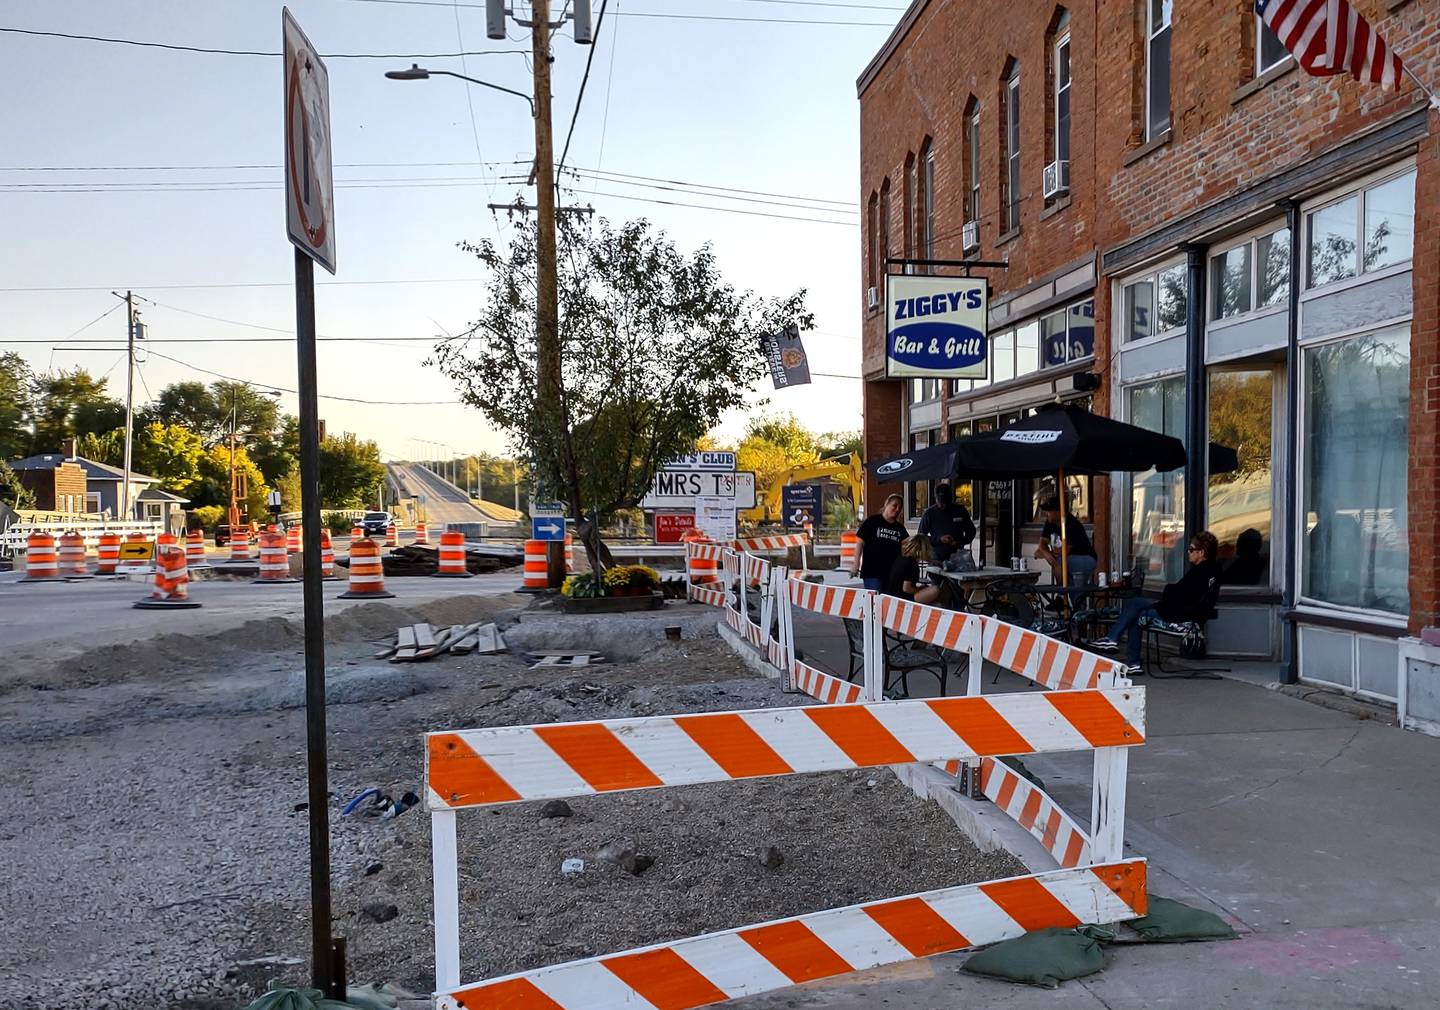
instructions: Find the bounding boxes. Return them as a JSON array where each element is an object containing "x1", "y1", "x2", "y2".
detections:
[
  {"x1": 1306, "y1": 169, "x2": 1415, "y2": 289},
  {"x1": 1208, "y1": 369, "x2": 1275, "y2": 584},
  {"x1": 1127, "y1": 377, "x2": 1186, "y2": 583},
  {"x1": 1300, "y1": 328, "x2": 1409, "y2": 614},
  {"x1": 1122, "y1": 263, "x2": 1185, "y2": 342}
]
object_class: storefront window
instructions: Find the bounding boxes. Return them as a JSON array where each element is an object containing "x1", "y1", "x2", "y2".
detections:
[
  {"x1": 1257, "y1": 228, "x2": 1290, "y2": 308},
  {"x1": 1364, "y1": 172, "x2": 1415, "y2": 273},
  {"x1": 1157, "y1": 264, "x2": 1187, "y2": 331},
  {"x1": 1208, "y1": 369, "x2": 1274, "y2": 583},
  {"x1": 1015, "y1": 321, "x2": 1040, "y2": 377},
  {"x1": 1127, "y1": 377, "x2": 1186, "y2": 583},
  {"x1": 1307, "y1": 196, "x2": 1359, "y2": 288},
  {"x1": 992, "y1": 331, "x2": 1015, "y2": 384},
  {"x1": 1125, "y1": 279, "x2": 1155, "y2": 342},
  {"x1": 1068, "y1": 299, "x2": 1095, "y2": 358},
  {"x1": 1211, "y1": 243, "x2": 1252, "y2": 319},
  {"x1": 1124, "y1": 267, "x2": 1184, "y2": 340},
  {"x1": 1301, "y1": 329, "x2": 1409, "y2": 614}
]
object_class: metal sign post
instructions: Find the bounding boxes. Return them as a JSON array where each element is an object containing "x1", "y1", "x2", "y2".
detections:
[{"x1": 283, "y1": 8, "x2": 340, "y2": 998}]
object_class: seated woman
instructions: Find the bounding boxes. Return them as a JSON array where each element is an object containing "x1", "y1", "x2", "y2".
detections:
[
  {"x1": 1091, "y1": 531, "x2": 1221, "y2": 673},
  {"x1": 886, "y1": 534, "x2": 943, "y2": 605}
]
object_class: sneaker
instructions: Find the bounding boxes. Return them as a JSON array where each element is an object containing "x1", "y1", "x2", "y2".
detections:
[
  {"x1": 1124, "y1": 664, "x2": 1143, "y2": 676},
  {"x1": 1090, "y1": 638, "x2": 1119, "y2": 652}
]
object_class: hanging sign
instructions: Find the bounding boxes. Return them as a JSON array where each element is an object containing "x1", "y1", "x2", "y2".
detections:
[{"x1": 884, "y1": 274, "x2": 987, "y2": 379}]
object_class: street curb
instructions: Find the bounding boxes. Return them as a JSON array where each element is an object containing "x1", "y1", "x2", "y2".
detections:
[
  {"x1": 714, "y1": 621, "x2": 1054, "y2": 872},
  {"x1": 1268, "y1": 681, "x2": 1400, "y2": 726}
]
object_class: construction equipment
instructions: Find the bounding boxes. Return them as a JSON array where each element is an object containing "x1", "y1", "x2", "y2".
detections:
[{"x1": 740, "y1": 453, "x2": 863, "y2": 524}]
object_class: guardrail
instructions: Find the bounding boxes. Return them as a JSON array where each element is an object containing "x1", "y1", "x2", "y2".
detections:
[{"x1": 424, "y1": 691, "x2": 1147, "y2": 1008}]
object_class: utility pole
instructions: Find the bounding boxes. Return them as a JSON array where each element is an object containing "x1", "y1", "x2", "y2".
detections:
[
  {"x1": 228, "y1": 393, "x2": 239, "y2": 529},
  {"x1": 121, "y1": 291, "x2": 136, "y2": 524}
]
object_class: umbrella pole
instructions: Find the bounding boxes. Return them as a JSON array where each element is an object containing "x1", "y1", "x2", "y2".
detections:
[{"x1": 1058, "y1": 467, "x2": 1070, "y2": 592}]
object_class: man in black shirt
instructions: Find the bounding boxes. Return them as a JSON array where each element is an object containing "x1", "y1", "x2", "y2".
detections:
[
  {"x1": 851, "y1": 493, "x2": 907, "y2": 591},
  {"x1": 1036, "y1": 498, "x2": 1097, "y2": 587},
  {"x1": 918, "y1": 483, "x2": 975, "y2": 565}
]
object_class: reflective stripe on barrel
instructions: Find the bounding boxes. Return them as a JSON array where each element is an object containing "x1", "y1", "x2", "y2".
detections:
[
  {"x1": 437, "y1": 529, "x2": 471, "y2": 577},
  {"x1": 97, "y1": 533, "x2": 121, "y2": 574},
  {"x1": 58, "y1": 532, "x2": 89, "y2": 576},
  {"x1": 342, "y1": 537, "x2": 392, "y2": 597},
  {"x1": 256, "y1": 531, "x2": 292, "y2": 582},
  {"x1": 523, "y1": 539, "x2": 548, "y2": 589},
  {"x1": 24, "y1": 532, "x2": 60, "y2": 579}
]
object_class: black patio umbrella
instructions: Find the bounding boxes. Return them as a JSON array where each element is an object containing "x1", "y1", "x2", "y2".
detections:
[
  {"x1": 1209, "y1": 442, "x2": 1239, "y2": 475},
  {"x1": 957, "y1": 403, "x2": 1185, "y2": 590},
  {"x1": 870, "y1": 440, "x2": 963, "y2": 485}
]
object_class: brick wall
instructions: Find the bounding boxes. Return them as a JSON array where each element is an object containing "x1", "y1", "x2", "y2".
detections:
[
  {"x1": 1409, "y1": 128, "x2": 1440, "y2": 631},
  {"x1": 54, "y1": 464, "x2": 87, "y2": 512}
]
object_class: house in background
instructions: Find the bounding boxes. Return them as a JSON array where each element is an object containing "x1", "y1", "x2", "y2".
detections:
[{"x1": 7, "y1": 447, "x2": 189, "y2": 531}]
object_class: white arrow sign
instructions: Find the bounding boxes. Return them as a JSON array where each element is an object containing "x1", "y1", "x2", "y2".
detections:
[{"x1": 537, "y1": 521, "x2": 563, "y2": 535}]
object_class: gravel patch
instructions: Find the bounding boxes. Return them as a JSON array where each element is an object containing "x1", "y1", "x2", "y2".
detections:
[{"x1": 1, "y1": 604, "x2": 1022, "y2": 1010}]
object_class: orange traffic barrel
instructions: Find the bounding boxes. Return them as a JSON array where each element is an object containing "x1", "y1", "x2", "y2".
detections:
[
  {"x1": 385, "y1": 522, "x2": 397, "y2": 547},
  {"x1": 135, "y1": 544, "x2": 201, "y2": 609},
  {"x1": 20, "y1": 532, "x2": 62, "y2": 582},
  {"x1": 564, "y1": 532, "x2": 575, "y2": 574},
  {"x1": 840, "y1": 530, "x2": 859, "y2": 573},
  {"x1": 227, "y1": 526, "x2": 251, "y2": 563},
  {"x1": 58, "y1": 531, "x2": 92, "y2": 579},
  {"x1": 185, "y1": 529, "x2": 210, "y2": 569},
  {"x1": 414, "y1": 521, "x2": 429, "y2": 546},
  {"x1": 339, "y1": 537, "x2": 394, "y2": 599},
  {"x1": 96, "y1": 532, "x2": 121, "y2": 575},
  {"x1": 436, "y1": 528, "x2": 472, "y2": 578},
  {"x1": 253, "y1": 530, "x2": 299, "y2": 584},
  {"x1": 286, "y1": 524, "x2": 300, "y2": 554},
  {"x1": 518, "y1": 539, "x2": 549, "y2": 592},
  {"x1": 351, "y1": 523, "x2": 365, "y2": 544},
  {"x1": 320, "y1": 529, "x2": 339, "y2": 581}
]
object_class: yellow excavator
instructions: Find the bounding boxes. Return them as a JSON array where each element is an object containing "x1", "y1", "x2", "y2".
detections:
[{"x1": 740, "y1": 453, "x2": 864, "y2": 524}]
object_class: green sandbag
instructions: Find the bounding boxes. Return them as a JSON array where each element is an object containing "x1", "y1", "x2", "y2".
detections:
[
  {"x1": 1128, "y1": 896, "x2": 1238, "y2": 942},
  {"x1": 961, "y1": 927, "x2": 1108, "y2": 988}
]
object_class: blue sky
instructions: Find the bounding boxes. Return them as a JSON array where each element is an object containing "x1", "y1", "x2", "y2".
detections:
[{"x1": 1, "y1": 0, "x2": 904, "y2": 460}]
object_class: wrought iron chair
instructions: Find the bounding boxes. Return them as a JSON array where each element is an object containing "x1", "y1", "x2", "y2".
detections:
[{"x1": 1140, "y1": 575, "x2": 1226, "y2": 678}]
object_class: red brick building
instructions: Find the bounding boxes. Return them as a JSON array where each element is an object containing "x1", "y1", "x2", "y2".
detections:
[{"x1": 858, "y1": 0, "x2": 1438, "y2": 698}]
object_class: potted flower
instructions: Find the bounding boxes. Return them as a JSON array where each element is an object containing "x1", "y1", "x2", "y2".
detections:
[{"x1": 600, "y1": 566, "x2": 631, "y2": 597}]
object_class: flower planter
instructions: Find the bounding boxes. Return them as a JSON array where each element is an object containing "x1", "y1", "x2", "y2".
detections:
[{"x1": 557, "y1": 591, "x2": 665, "y2": 614}]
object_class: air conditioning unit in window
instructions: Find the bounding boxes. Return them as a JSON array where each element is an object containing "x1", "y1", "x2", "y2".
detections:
[
  {"x1": 1043, "y1": 160, "x2": 1070, "y2": 199},
  {"x1": 866, "y1": 286, "x2": 880, "y2": 311},
  {"x1": 961, "y1": 220, "x2": 979, "y2": 252}
]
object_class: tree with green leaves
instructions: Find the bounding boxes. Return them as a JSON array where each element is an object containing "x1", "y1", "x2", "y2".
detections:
[
  {"x1": 318, "y1": 432, "x2": 386, "y2": 508},
  {"x1": 133, "y1": 422, "x2": 204, "y2": 496},
  {"x1": 143, "y1": 379, "x2": 282, "y2": 447},
  {"x1": 0, "y1": 353, "x2": 33, "y2": 460},
  {"x1": 29, "y1": 369, "x2": 124, "y2": 452},
  {"x1": 433, "y1": 213, "x2": 810, "y2": 569},
  {"x1": 0, "y1": 460, "x2": 35, "y2": 510}
]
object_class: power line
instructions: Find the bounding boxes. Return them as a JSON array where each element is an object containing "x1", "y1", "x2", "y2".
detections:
[
  {"x1": 595, "y1": 0, "x2": 621, "y2": 172},
  {"x1": 556, "y1": 0, "x2": 611, "y2": 186},
  {"x1": 0, "y1": 160, "x2": 526, "y2": 172},
  {"x1": 1, "y1": 277, "x2": 485, "y2": 293},
  {"x1": 562, "y1": 167, "x2": 855, "y2": 210},
  {"x1": 575, "y1": 166, "x2": 854, "y2": 207},
  {"x1": 331, "y1": 0, "x2": 893, "y2": 25},
  {"x1": 0, "y1": 25, "x2": 527, "y2": 58},
  {"x1": 585, "y1": 188, "x2": 857, "y2": 225}
]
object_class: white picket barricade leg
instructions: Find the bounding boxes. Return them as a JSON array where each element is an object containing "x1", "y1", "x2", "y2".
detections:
[
  {"x1": 432, "y1": 808, "x2": 461, "y2": 991},
  {"x1": 1091, "y1": 746, "x2": 1130, "y2": 863},
  {"x1": 861, "y1": 588, "x2": 883, "y2": 701}
]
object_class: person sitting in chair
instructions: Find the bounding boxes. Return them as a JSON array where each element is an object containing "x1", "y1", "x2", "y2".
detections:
[
  {"x1": 886, "y1": 535, "x2": 942, "y2": 605},
  {"x1": 1091, "y1": 531, "x2": 1220, "y2": 673}
]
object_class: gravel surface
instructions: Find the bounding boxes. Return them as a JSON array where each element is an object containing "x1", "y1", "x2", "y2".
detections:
[{"x1": 1, "y1": 599, "x2": 1021, "y2": 1010}]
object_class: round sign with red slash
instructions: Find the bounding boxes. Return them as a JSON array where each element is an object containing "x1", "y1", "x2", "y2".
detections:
[{"x1": 283, "y1": 8, "x2": 336, "y2": 274}]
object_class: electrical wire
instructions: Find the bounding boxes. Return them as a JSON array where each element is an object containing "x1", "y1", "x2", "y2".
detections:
[
  {"x1": 0, "y1": 160, "x2": 527, "y2": 171},
  {"x1": 595, "y1": 0, "x2": 621, "y2": 171},
  {"x1": 56, "y1": 303, "x2": 123, "y2": 341},
  {"x1": 558, "y1": 169, "x2": 856, "y2": 212},
  {"x1": 136, "y1": 348, "x2": 465, "y2": 406},
  {"x1": 571, "y1": 166, "x2": 854, "y2": 207},
  {"x1": 0, "y1": 26, "x2": 527, "y2": 58},
  {"x1": 331, "y1": 0, "x2": 894, "y2": 24},
  {"x1": 584, "y1": 188, "x2": 858, "y2": 225},
  {"x1": 1, "y1": 278, "x2": 484, "y2": 293},
  {"x1": 555, "y1": 0, "x2": 610, "y2": 186}
]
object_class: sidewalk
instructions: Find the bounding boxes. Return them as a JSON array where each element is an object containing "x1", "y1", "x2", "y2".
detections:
[{"x1": 734, "y1": 606, "x2": 1440, "y2": 1008}]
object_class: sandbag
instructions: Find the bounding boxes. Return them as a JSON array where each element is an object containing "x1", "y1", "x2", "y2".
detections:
[
  {"x1": 1128, "y1": 896, "x2": 1238, "y2": 942},
  {"x1": 961, "y1": 927, "x2": 1108, "y2": 988}
]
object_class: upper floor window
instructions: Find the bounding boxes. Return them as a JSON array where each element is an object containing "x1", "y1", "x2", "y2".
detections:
[
  {"x1": 1003, "y1": 64, "x2": 1021, "y2": 232},
  {"x1": 921, "y1": 140, "x2": 936, "y2": 262},
  {"x1": 1145, "y1": 0, "x2": 1172, "y2": 140},
  {"x1": 1211, "y1": 226, "x2": 1290, "y2": 320},
  {"x1": 910, "y1": 378, "x2": 942, "y2": 403},
  {"x1": 1041, "y1": 298, "x2": 1096, "y2": 365},
  {"x1": 1053, "y1": 15, "x2": 1072, "y2": 169},
  {"x1": 1306, "y1": 168, "x2": 1416, "y2": 289},
  {"x1": 966, "y1": 103, "x2": 982, "y2": 225},
  {"x1": 1256, "y1": 14, "x2": 1290, "y2": 76},
  {"x1": 866, "y1": 191, "x2": 878, "y2": 291},
  {"x1": 902, "y1": 153, "x2": 917, "y2": 260},
  {"x1": 1123, "y1": 262, "x2": 1186, "y2": 342},
  {"x1": 879, "y1": 178, "x2": 891, "y2": 268}
]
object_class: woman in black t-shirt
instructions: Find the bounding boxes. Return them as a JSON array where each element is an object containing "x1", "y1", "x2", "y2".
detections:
[
  {"x1": 886, "y1": 535, "x2": 942, "y2": 604},
  {"x1": 851, "y1": 493, "x2": 907, "y2": 591}
]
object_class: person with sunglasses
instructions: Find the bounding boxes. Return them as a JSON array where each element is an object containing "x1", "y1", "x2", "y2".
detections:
[{"x1": 1090, "y1": 531, "x2": 1221, "y2": 673}]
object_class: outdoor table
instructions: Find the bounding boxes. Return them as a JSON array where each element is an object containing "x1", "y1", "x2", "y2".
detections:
[
  {"x1": 1029, "y1": 583, "x2": 1141, "y2": 642},
  {"x1": 935, "y1": 566, "x2": 1041, "y2": 609}
]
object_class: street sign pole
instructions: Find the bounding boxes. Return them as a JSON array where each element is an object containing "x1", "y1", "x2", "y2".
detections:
[{"x1": 283, "y1": 8, "x2": 339, "y2": 996}]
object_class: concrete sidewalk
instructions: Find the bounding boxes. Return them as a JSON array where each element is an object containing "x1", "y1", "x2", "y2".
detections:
[{"x1": 734, "y1": 608, "x2": 1440, "y2": 1008}]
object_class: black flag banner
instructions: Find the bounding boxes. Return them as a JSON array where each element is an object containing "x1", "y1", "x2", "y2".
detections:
[{"x1": 762, "y1": 322, "x2": 812, "y2": 389}]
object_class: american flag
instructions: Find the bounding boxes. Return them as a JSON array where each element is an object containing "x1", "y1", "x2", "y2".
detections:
[{"x1": 1255, "y1": 0, "x2": 1405, "y2": 91}]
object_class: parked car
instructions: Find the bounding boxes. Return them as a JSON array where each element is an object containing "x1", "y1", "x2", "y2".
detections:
[{"x1": 361, "y1": 511, "x2": 394, "y2": 536}]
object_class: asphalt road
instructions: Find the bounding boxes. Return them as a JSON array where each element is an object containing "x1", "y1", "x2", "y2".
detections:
[{"x1": 387, "y1": 461, "x2": 492, "y2": 526}]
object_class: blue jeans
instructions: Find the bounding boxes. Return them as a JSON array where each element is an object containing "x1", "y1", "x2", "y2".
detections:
[
  {"x1": 1107, "y1": 597, "x2": 1159, "y2": 664},
  {"x1": 862, "y1": 577, "x2": 884, "y2": 592},
  {"x1": 1066, "y1": 555, "x2": 1097, "y2": 587}
]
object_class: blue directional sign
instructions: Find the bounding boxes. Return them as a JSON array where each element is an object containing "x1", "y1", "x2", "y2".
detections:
[{"x1": 532, "y1": 517, "x2": 566, "y2": 541}]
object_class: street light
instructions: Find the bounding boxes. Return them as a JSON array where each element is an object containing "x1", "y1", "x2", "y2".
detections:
[{"x1": 383, "y1": 64, "x2": 535, "y2": 117}]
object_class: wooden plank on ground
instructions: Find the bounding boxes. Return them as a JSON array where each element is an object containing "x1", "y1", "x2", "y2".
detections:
[
  {"x1": 413, "y1": 624, "x2": 436, "y2": 649},
  {"x1": 391, "y1": 625, "x2": 419, "y2": 662}
]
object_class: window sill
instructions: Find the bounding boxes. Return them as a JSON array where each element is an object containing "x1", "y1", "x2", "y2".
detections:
[
  {"x1": 1040, "y1": 194, "x2": 1072, "y2": 221},
  {"x1": 994, "y1": 226, "x2": 1022, "y2": 248},
  {"x1": 1231, "y1": 59, "x2": 1296, "y2": 106},
  {"x1": 1123, "y1": 129, "x2": 1172, "y2": 167},
  {"x1": 1387, "y1": 0, "x2": 1411, "y2": 10}
]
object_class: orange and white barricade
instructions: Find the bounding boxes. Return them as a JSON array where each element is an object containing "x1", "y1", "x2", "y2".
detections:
[
  {"x1": 253, "y1": 530, "x2": 298, "y2": 584},
  {"x1": 339, "y1": 537, "x2": 394, "y2": 599},
  {"x1": 414, "y1": 521, "x2": 429, "y2": 546},
  {"x1": 683, "y1": 540, "x2": 725, "y2": 607},
  {"x1": 319, "y1": 529, "x2": 338, "y2": 580},
  {"x1": 20, "y1": 532, "x2": 62, "y2": 582},
  {"x1": 839, "y1": 529, "x2": 859, "y2": 572},
  {"x1": 423, "y1": 687, "x2": 1147, "y2": 1007},
  {"x1": 184, "y1": 529, "x2": 210, "y2": 570},
  {"x1": 226, "y1": 526, "x2": 252, "y2": 563},
  {"x1": 731, "y1": 531, "x2": 809, "y2": 553},
  {"x1": 436, "y1": 529, "x2": 472, "y2": 578},
  {"x1": 518, "y1": 539, "x2": 548, "y2": 592},
  {"x1": 135, "y1": 544, "x2": 200, "y2": 609},
  {"x1": 96, "y1": 532, "x2": 122, "y2": 575},
  {"x1": 721, "y1": 548, "x2": 743, "y2": 634},
  {"x1": 57, "y1": 531, "x2": 92, "y2": 579},
  {"x1": 385, "y1": 522, "x2": 397, "y2": 548}
]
